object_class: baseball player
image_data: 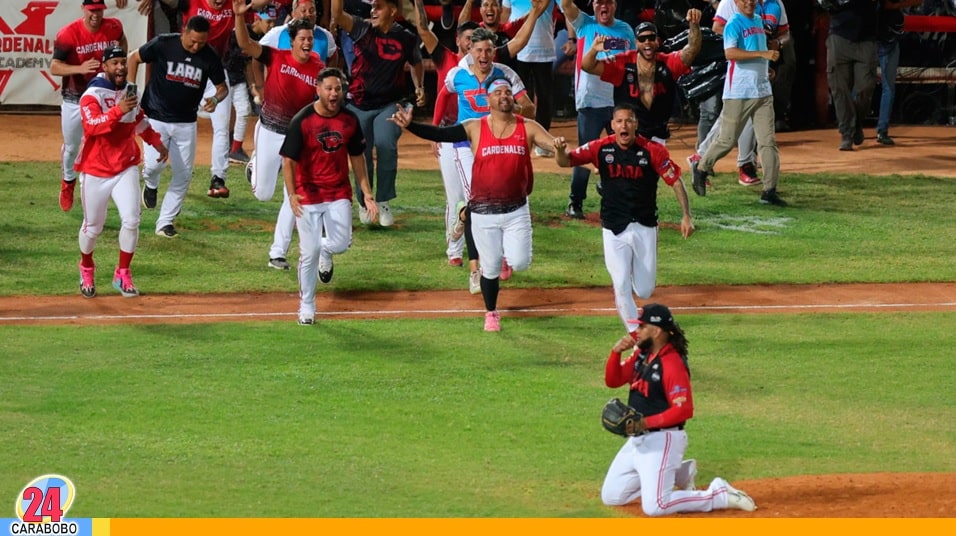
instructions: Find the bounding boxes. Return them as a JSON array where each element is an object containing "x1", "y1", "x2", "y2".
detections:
[
  {"x1": 391, "y1": 76, "x2": 557, "y2": 332},
  {"x1": 249, "y1": 0, "x2": 337, "y2": 271},
  {"x1": 50, "y1": 0, "x2": 126, "y2": 212},
  {"x1": 443, "y1": 26, "x2": 539, "y2": 293},
  {"x1": 176, "y1": 0, "x2": 237, "y2": 199},
  {"x1": 75, "y1": 46, "x2": 169, "y2": 298},
  {"x1": 554, "y1": 103, "x2": 694, "y2": 335},
  {"x1": 279, "y1": 67, "x2": 377, "y2": 326},
  {"x1": 128, "y1": 15, "x2": 229, "y2": 238},
  {"x1": 601, "y1": 303, "x2": 757, "y2": 515}
]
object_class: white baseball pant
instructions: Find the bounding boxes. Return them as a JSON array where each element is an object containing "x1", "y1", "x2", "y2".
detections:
[
  {"x1": 471, "y1": 203, "x2": 532, "y2": 279},
  {"x1": 142, "y1": 119, "x2": 198, "y2": 232},
  {"x1": 603, "y1": 222, "x2": 658, "y2": 334},
  {"x1": 296, "y1": 198, "x2": 352, "y2": 319},
  {"x1": 437, "y1": 141, "x2": 470, "y2": 260},
  {"x1": 602, "y1": 429, "x2": 735, "y2": 515},
  {"x1": 196, "y1": 75, "x2": 232, "y2": 179},
  {"x1": 78, "y1": 166, "x2": 141, "y2": 255},
  {"x1": 60, "y1": 101, "x2": 82, "y2": 183},
  {"x1": 230, "y1": 82, "x2": 252, "y2": 145},
  {"x1": 250, "y1": 122, "x2": 297, "y2": 260}
]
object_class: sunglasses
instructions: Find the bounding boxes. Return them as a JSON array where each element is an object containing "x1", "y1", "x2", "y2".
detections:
[{"x1": 637, "y1": 34, "x2": 657, "y2": 43}]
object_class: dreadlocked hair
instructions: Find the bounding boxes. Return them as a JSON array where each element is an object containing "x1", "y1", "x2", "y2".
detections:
[{"x1": 667, "y1": 321, "x2": 689, "y2": 359}]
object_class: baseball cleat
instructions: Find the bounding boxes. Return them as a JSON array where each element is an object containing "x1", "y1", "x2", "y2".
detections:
[
  {"x1": 60, "y1": 179, "x2": 76, "y2": 212},
  {"x1": 142, "y1": 185, "x2": 158, "y2": 209},
  {"x1": 358, "y1": 204, "x2": 372, "y2": 225},
  {"x1": 377, "y1": 201, "x2": 394, "y2": 227},
  {"x1": 268, "y1": 257, "x2": 291, "y2": 270},
  {"x1": 79, "y1": 262, "x2": 96, "y2": 298},
  {"x1": 469, "y1": 270, "x2": 481, "y2": 294},
  {"x1": 228, "y1": 149, "x2": 250, "y2": 164},
  {"x1": 298, "y1": 316, "x2": 315, "y2": 326},
  {"x1": 450, "y1": 200, "x2": 466, "y2": 240},
  {"x1": 207, "y1": 176, "x2": 230, "y2": 198},
  {"x1": 111, "y1": 267, "x2": 139, "y2": 298},
  {"x1": 760, "y1": 188, "x2": 788, "y2": 207},
  {"x1": 318, "y1": 259, "x2": 334, "y2": 283},
  {"x1": 720, "y1": 479, "x2": 757, "y2": 512},
  {"x1": 156, "y1": 224, "x2": 178, "y2": 238},
  {"x1": 483, "y1": 310, "x2": 501, "y2": 332}
]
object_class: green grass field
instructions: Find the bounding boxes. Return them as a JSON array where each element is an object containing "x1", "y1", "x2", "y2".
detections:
[{"x1": 0, "y1": 161, "x2": 954, "y2": 517}]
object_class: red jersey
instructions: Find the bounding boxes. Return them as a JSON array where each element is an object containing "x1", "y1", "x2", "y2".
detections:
[
  {"x1": 279, "y1": 105, "x2": 366, "y2": 205},
  {"x1": 181, "y1": 0, "x2": 234, "y2": 57},
  {"x1": 471, "y1": 116, "x2": 533, "y2": 206},
  {"x1": 74, "y1": 75, "x2": 161, "y2": 178},
  {"x1": 605, "y1": 342, "x2": 693, "y2": 429},
  {"x1": 429, "y1": 45, "x2": 462, "y2": 126},
  {"x1": 52, "y1": 18, "x2": 125, "y2": 103},
  {"x1": 257, "y1": 46, "x2": 325, "y2": 134},
  {"x1": 600, "y1": 51, "x2": 691, "y2": 140}
]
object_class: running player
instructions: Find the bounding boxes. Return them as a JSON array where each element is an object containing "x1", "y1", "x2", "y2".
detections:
[
  {"x1": 128, "y1": 15, "x2": 229, "y2": 238},
  {"x1": 391, "y1": 76, "x2": 558, "y2": 332},
  {"x1": 251, "y1": 0, "x2": 338, "y2": 271},
  {"x1": 279, "y1": 67, "x2": 378, "y2": 325},
  {"x1": 176, "y1": 0, "x2": 237, "y2": 199},
  {"x1": 51, "y1": 0, "x2": 126, "y2": 212},
  {"x1": 554, "y1": 103, "x2": 694, "y2": 335},
  {"x1": 443, "y1": 26, "x2": 538, "y2": 294},
  {"x1": 75, "y1": 46, "x2": 168, "y2": 298},
  {"x1": 231, "y1": 1, "x2": 326, "y2": 271}
]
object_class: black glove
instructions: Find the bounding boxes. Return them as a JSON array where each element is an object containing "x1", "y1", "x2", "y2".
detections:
[{"x1": 601, "y1": 398, "x2": 647, "y2": 437}]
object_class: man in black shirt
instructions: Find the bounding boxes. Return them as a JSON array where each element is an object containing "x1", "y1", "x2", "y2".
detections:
[
  {"x1": 826, "y1": 0, "x2": 880, "y2": 151},
  {"x1": 128, "y1": 15, "x2": 229, "y2": 238}
]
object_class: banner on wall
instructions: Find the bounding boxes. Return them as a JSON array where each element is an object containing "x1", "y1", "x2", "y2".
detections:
[{"x1": 0, "y1": 1, "x2": 148, "y2": 106}]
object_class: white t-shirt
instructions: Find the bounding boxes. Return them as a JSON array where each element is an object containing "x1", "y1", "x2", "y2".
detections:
[{"x1": 503, "y1": 0, "x2": 556, "y2": 62}]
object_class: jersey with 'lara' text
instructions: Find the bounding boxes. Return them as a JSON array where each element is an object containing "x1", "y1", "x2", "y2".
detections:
[{"x1": 138, "y1": 34, "x2": 225, "y2": 123}]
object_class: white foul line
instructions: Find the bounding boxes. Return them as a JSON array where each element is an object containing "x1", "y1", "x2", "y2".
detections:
[{"x1": 0, "y1": 302, "x2": 954, "y2": 323}]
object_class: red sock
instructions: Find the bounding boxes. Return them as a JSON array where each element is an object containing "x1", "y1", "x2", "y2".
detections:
[
  {"x1": 80, "y1": 252, "x2": 94, "y2": 268},
  {"x1": 230, "y1": 140, "x2": 242, "y2": 153},
  {"x1": 118, "y1": 250, "x2": 134, "y2": 270}
]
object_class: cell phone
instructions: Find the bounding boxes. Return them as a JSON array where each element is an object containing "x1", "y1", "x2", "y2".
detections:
[
  {"x1": 603, "y1": 37, "x2": 628, "y2": 52},
  {"x1": 402, "y1": 101, "x2": 413, "y2": 115},
  {"x1": 125, "y1": 82, "x2": 137, "y2": 99}
]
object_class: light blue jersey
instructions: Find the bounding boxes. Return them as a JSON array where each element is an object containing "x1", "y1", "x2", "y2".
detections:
[
  {"x1": 444, "y1": 57, "x2": 528, "y2": 124},
  {"x1": 569, "y1": 12, "x2": 635, "y2": 109},
  {"x1": 723, "y1": 12, "x2": 772, "y2": 99},
  {"x1": 260, "y1": 24, "x2": 337, "y2": 62}
]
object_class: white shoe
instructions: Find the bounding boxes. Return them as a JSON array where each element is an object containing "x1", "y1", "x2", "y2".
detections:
[
  {"x1": 359, "y1": 204, "x2": 372, "y2": 225},
  {"x1": 377, "y1": 201, "x2": 394, "y2": 227},
  {"x1": 469, "y1": 270, "x2": 481, "y2": 294},
  {"x1": 716, "y1": 478, "x2": 757, "y2": 511},
  {"x1": 677, "y1": 459, "x2": 698, "y2": 491}
]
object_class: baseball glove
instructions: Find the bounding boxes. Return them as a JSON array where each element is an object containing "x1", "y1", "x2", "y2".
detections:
[{"x1": 601, "y1": 398, "x2": 647, "y2": 437}]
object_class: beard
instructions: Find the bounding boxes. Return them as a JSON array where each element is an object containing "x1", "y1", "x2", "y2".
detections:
[{"x1": 637, "y1": 336, "x2": 654, "y2": 351}]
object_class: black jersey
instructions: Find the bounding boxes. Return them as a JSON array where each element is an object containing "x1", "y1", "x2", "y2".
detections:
[
  {"x1": 345, "y1": 15, "x2": 422, "y2": 110},
  {"x1": 569, "y1": 134, "x2": 682, "y2": 233},
  {"x1": 138, "y1": 33, "x2": 226, "y2": 123}
]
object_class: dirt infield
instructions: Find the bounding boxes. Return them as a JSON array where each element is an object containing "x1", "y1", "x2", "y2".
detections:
[{"x1": 2, "y1": 114, "x2": 954, "y2": 517}]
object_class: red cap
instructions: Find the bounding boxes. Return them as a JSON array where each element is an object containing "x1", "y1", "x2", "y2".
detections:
[{"x1": 83, "y1": 0, "x2": 107, "y2": 10}]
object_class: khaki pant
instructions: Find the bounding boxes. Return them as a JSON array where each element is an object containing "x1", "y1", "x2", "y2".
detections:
[{"x1": 700, "y1": 96, "x2": 779, "y2": 191}]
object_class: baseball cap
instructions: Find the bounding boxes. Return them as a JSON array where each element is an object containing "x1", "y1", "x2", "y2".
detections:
[
  {"x1": 102, "y1": 46, "x2": 126, "y2": 63},
  {"x1": 255, "y1": 6, "x2": 278, "y2": 21},
  {"x1": 83, "y1": 0, "x2": 107, "y2": 10},
  {"x1": 636, "y1": 303, "x2": 675, "y2": 329},
  {"x1": 635, "y1": 22, "x2": 658, "y2": 36}
]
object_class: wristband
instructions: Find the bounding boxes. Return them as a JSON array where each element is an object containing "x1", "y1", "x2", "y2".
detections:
[{"x1": 210, "y1": 96, "x2": 219, "y2": 106}]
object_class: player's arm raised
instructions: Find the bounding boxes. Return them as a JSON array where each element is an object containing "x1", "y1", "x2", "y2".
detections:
[
  {"x1": 412, "y1": 0, "x2": 440, "y2": 54},
  {"x1": 331, "y1": 0, "x2": 354, "y2": 35},
  {"x1": 233, "y1": 0, "x2": 264, "y2": 59},
  {"x1": 679, "y1": 9, "x2": 703, "y2": 67},
  {"x1": 505, "y1": 0, "x2": 549, "y2": 59}
]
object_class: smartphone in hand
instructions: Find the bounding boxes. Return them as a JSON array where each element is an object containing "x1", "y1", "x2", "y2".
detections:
[{"x1": 125, "y1": 82, "x2": 137, "y2": 99}]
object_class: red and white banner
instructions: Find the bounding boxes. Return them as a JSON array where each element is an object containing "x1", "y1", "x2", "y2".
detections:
[{"x1": 0, "y1": 1, "x2": 149, "y2": 106}]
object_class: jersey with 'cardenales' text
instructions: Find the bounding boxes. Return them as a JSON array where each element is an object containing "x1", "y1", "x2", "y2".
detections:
[
  {"x1": 52, "y1": 17, "x2": 125, "y2": 103},
  {"x1": 470, "y1": 116, "x2": 533, "y2": 206},
  {"x1": 569, "y1": 134, "x2": 680, "y2": 233},
  {"x1": 256, "y1": 46, "x2": 324, "y2": 135},
  {"x1": 280, "y1": 106, "x2": 366, "y2": 205},
  {"x1": 179, "y1": 0, "x2": 234, "y2": 57},
  {"x1": 138, "y1": 33, "x2": 225, "y2": 123}
]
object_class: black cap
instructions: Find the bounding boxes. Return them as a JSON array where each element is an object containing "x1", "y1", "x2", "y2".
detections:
[
  {"x1": 637, "y1": 303, "x2": 674, "y2": 329},
  {"x1": 635, "y1": 22, "x2": 658, "y2": 36},
  {"x1": 102, "y1": 46, "x2": 126, "y2": 63}
]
